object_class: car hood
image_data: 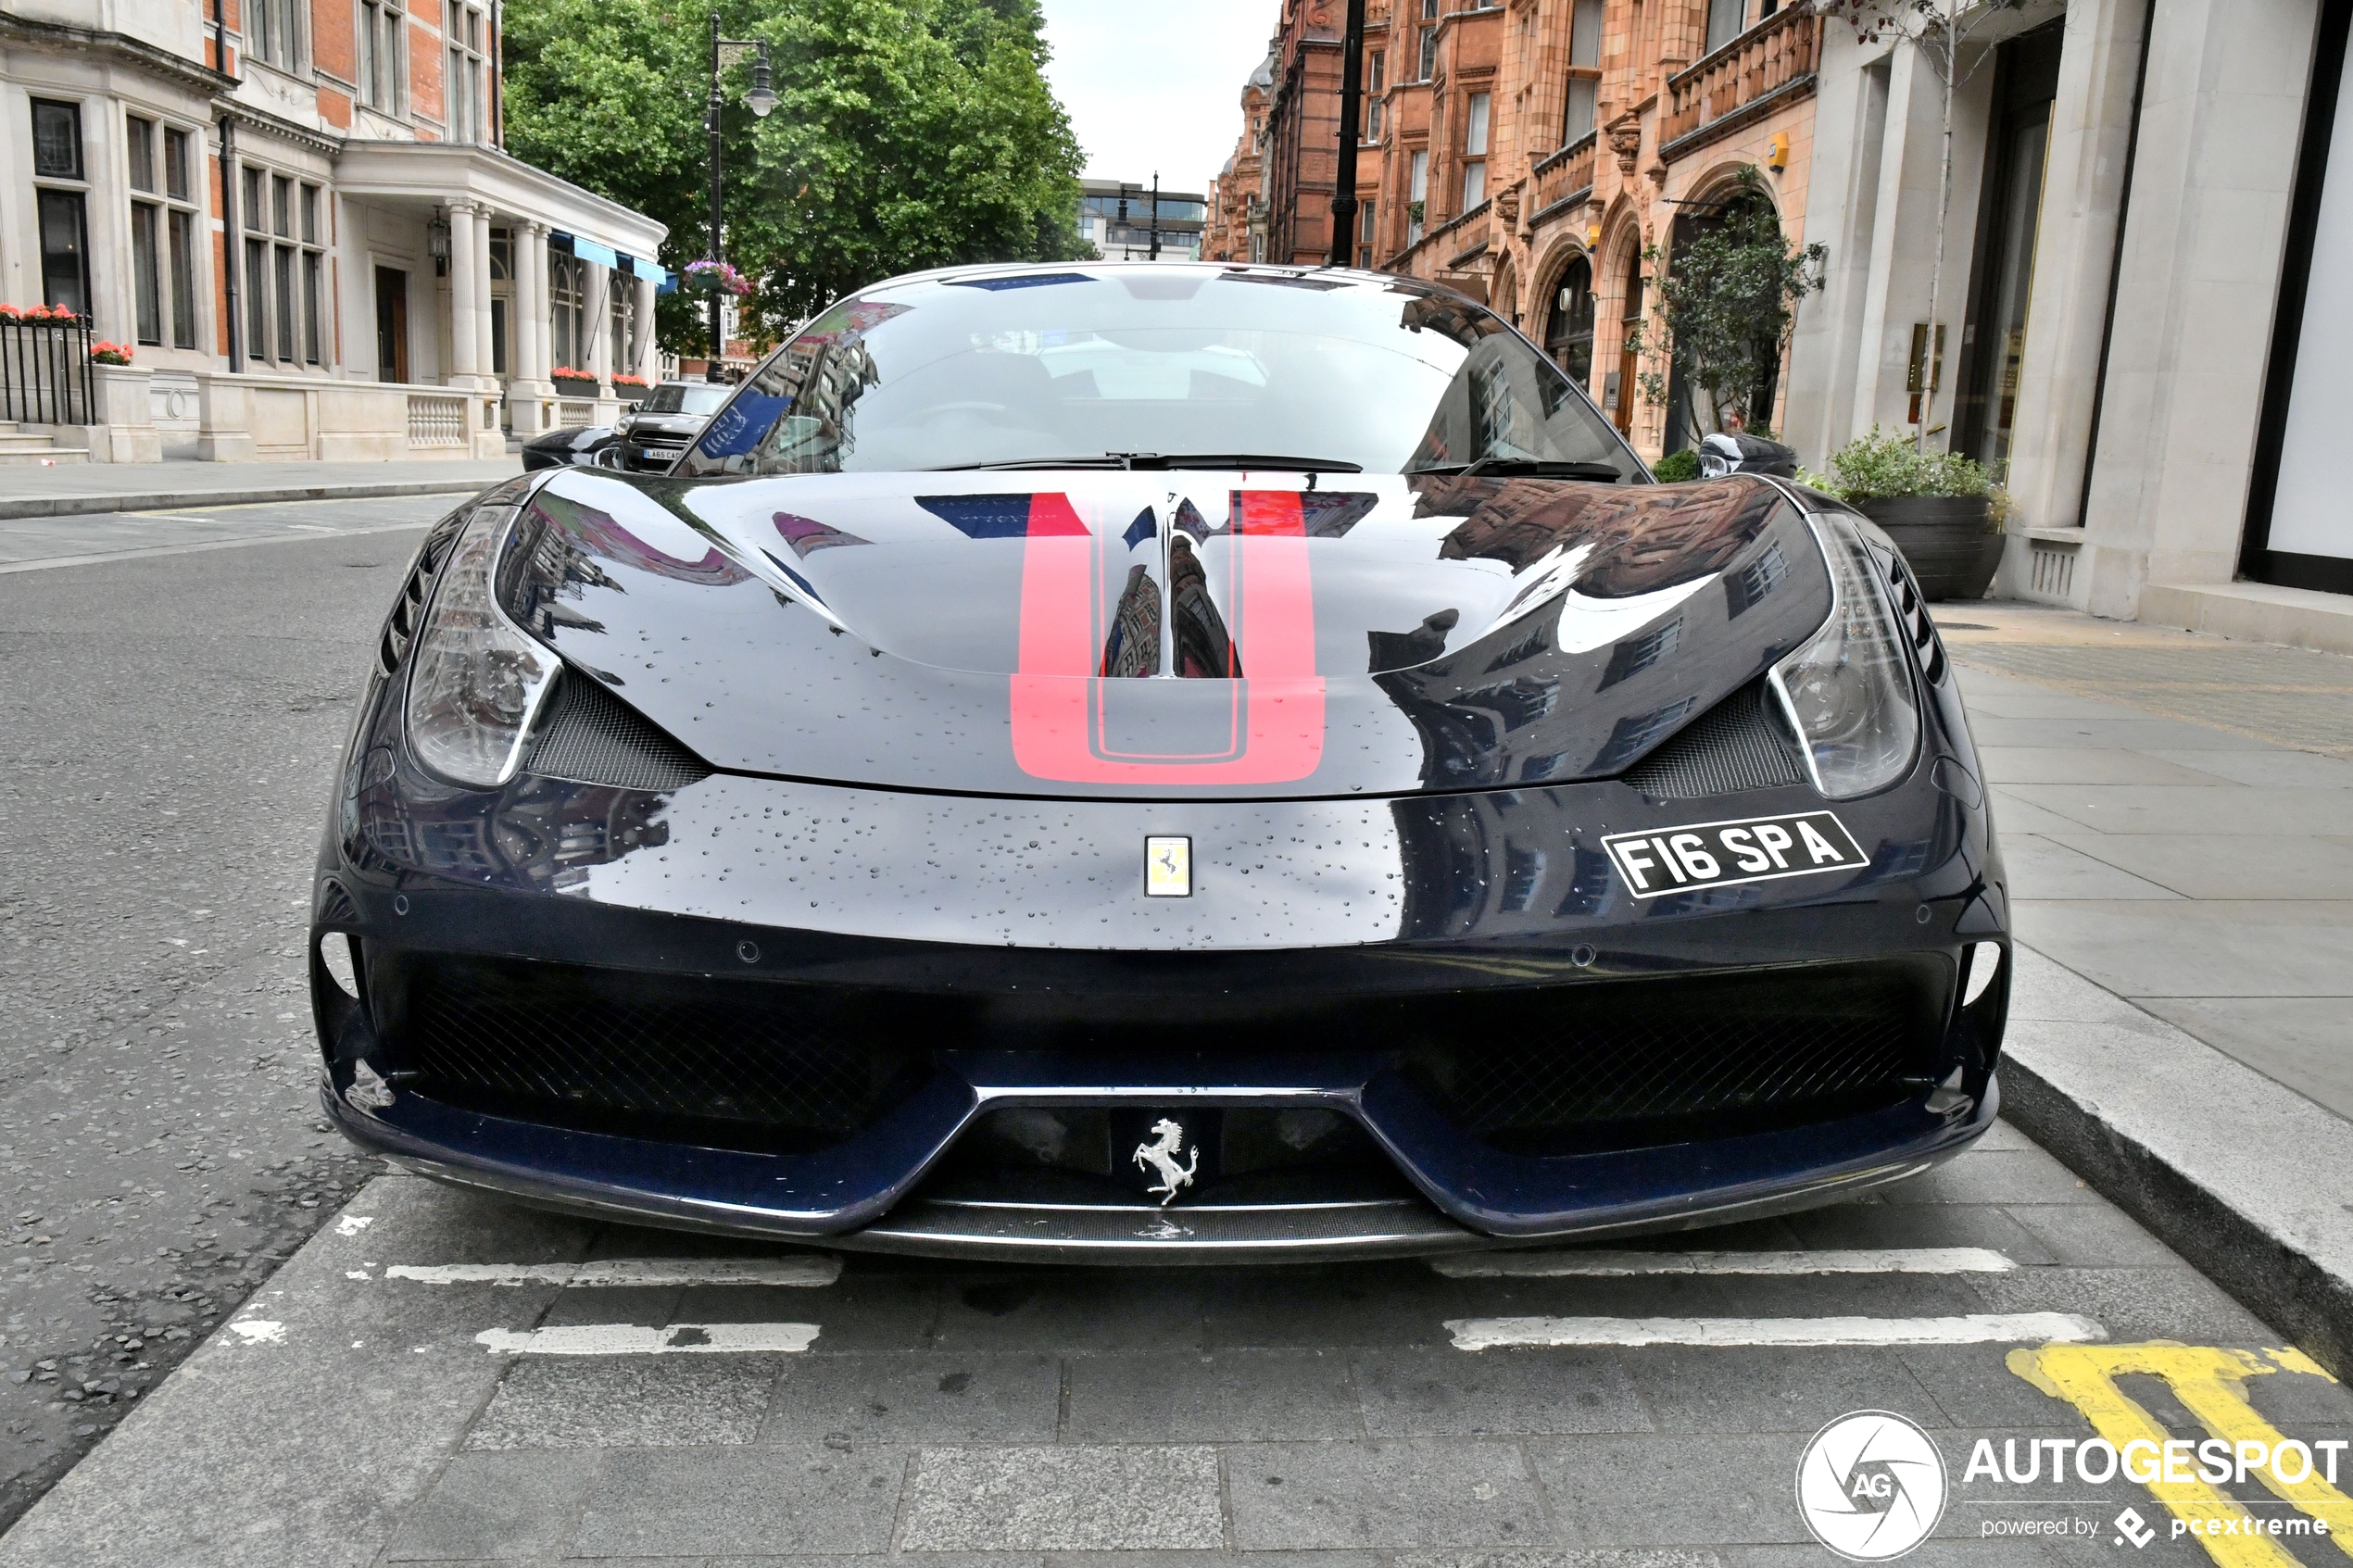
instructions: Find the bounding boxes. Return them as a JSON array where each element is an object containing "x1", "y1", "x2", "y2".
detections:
[{"x1": 500, "y1": 468, "x2": 1831, "y2": 800}]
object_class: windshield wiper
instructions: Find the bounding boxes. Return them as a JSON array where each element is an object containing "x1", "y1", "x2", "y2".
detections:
[
  {"x1": 1408, "y1": 458, "x2": 1627, "y2": 481},
  {"x1": 930, "y1": 452, "x2": 1365, "y2": 473}
]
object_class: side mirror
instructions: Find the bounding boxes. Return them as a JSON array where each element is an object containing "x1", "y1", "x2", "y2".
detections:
[{"x1": 1698, "y1": 432, "x2": 1798, "y2": 478}]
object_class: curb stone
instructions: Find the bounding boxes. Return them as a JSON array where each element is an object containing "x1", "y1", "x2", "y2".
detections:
[
  {"x1": 1997, "y1": 943, "x2": 2353, "y2": 1376},
  {"x1": 0, "y1": 478, "x2": 499, "y2": 521}
]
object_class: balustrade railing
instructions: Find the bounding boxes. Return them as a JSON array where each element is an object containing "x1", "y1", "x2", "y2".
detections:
[
  {"x1": 1659, "y1": 7, "x2": 1823, "y2": 154},
  {"x1": 1531, "y1": 132, "x2": 1598, "y2": 224},
  {"x1": 407, "y1": 393, "x2": 466, "y2": 448},
  {"x1": 0, "y1": 312, "x2": 95, "y2": 426}
]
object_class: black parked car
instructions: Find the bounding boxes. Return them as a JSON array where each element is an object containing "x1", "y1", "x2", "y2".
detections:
[{"x1": 313, "y1": 262, "x2": 2007, "y2": 1261}]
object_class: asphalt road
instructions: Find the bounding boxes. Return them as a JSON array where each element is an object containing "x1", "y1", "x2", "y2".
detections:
[{"x1": 0, "y1": 495, "x2": 459, "y2": 1528}]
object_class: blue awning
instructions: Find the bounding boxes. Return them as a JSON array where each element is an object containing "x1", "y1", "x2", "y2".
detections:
[
  {"x1": 552, "y1": 230, "x2": 621, "y2": 270},
  {"x1": 619, "y1": 254, "x2": 673, "y2": 292}
]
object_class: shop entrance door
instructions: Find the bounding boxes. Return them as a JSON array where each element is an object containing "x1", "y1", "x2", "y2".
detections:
[{"x1": 2247, "y1": 0, "x2": 2353, "y2": 593}]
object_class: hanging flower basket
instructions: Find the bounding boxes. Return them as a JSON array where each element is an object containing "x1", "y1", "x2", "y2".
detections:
[{"x1": 683, "y1": 260, "x2": 754, "y2": 296}]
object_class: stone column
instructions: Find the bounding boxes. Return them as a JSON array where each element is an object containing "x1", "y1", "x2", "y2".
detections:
[
  {"x1": 587, "y1": 262, "x2": 612, "y2": 384},
  {"x1": 447, "y1": 200, "x2": 482, "y2": 381},
  {"x1": 508, "y1": 220, "x2": 557, "y2": 436},
  {"x1": 634, "y1": 273, "x2": 658, "y2": 382},
  {"x1": 473, "y1": 215, "x2": 496, "y2": 392}
]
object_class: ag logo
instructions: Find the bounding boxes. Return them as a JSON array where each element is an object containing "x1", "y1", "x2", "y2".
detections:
[{"x1": 1795, "y1": 1411, "x2": 1947, "y2": 1561}]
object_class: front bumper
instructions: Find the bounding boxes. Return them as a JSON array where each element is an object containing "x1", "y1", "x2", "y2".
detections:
[{"x1": 312, "y1": 748, "x2": 2009, "y2": 1259}]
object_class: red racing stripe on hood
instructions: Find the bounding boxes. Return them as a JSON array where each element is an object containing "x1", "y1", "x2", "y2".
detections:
[{"x1": 1011, "y1": 490, "x2": 1326, "y2": 785}]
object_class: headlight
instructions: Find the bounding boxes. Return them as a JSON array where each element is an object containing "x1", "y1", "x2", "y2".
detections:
[
  {"x1": 1768, "y1": 510, "x2": 1920, "y2": 799},
  {"x1": 403, "y1": 501, "x2": 558, "y2": 788}
]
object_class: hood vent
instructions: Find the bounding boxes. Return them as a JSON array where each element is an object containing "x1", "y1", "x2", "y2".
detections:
[
  {"x1": 1620, "y1": 678, "x2": 1806, "y2": 799},
  {"x1": 523, "y1": 670, "x2": 712, "y2": 791}
]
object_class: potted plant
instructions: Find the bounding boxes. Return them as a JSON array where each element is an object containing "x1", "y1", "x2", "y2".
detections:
[
  {"x1": 90, "y1": 340, "x2": 134, "y2": 366},
  {"x1": 1805, "y1": 427, "x2": 2006, "y2": 600},
  {"x1": 549, "y1": 364, "x2": 599, "y2": 393}
]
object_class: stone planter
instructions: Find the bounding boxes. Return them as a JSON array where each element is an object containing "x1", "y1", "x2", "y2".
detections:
[{"x1": 1854, "y1": 494, "x2": 2004, "y2": 601}]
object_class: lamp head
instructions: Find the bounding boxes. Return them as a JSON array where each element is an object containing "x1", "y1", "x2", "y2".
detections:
[{"x1": 747, "y1": 46, "x2": 776, "y2": 117}]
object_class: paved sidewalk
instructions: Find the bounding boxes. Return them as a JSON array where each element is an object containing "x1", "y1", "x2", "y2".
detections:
[
  {"x1": 0, "y1": 458, "x2": 521, "y2": 521},
  {"x1": 1936, "y1": 601, "x2": 2353, "y2": 1374},
  {"x1": 1938, "y1": 605, "x2": 2353, "y2": 1119}
]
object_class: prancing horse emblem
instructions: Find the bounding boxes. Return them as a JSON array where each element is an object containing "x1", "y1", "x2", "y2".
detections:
[{"x1": 1130, "y1": 1117, "x2": 1199, "y2": 1206}]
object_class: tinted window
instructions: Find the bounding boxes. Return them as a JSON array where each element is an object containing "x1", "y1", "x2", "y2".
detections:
[
  {"x1": 643, "y1": 383, "x2": 732, "y2": 416},
  {"x1": 677, "y1": 266, "x2": 1642, "y2": 481}
]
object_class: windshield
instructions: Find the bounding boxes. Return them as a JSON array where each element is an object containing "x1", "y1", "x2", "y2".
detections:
[
  {"x1": 676, "y1": 266, "x2": 1644, "y2": 480},
  {"x1": 643, "y1": 383, "x2": 732, "y2": 417}
]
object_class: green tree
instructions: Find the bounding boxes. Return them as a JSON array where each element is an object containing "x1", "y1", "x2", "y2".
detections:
[
  {"x1": 502, "y1": 0, "x2": 1088, "y2": 354},
  {"x1": 1628, "y1": 167, "x2": 1826, "y2": 445}
]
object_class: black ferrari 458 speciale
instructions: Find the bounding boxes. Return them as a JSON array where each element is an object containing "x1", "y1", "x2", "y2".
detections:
[{"x1": 310, "y1": 261, "x2": 2008, "y2": 1260}]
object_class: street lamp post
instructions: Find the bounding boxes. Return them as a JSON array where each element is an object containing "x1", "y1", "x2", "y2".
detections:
[
  {"x1": 705, "y1": 14, "x2": 775, "y2": 383},
  {"x1": 1328, "y1": 0, "x2": 1367, "y2": 266}
]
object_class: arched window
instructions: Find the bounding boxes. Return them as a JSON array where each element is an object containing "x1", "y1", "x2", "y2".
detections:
[{"x1": 1544, "y1": 256, "x2": 1595, "y2": 385}]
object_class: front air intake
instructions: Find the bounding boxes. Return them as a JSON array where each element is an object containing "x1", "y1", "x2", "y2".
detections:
[{"x1": 1620, "y1": 678, "x2": 1806, "y2": 799}]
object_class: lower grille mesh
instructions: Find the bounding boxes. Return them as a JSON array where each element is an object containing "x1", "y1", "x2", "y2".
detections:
[
  {"x1": 392, "y1": 956, "x2": 927, "y2": 1152},
  {"x1": 373, "y1": 953, "x2": 1946, "y2": 1159},
  {"x1": 1405, "y1": 960, "x2": 1937, "y2": 1154}
]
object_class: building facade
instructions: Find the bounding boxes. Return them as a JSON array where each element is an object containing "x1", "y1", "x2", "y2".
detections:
[
  {"x1": 1216, "y1": 0, "x2": 1823, "y2": 461},
  {"x1": 1, "y1": 0, "x2": 668, "y2": 463},
  {"x1": 1216, "y1": 0, "x2": 2353, "y2": 646},
  {"x1": 1080, "y1": 178, "x2": 1206, "y2": 261}
]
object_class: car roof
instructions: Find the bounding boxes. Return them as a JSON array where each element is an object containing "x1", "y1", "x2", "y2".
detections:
[{"x1": 857, "y1": 257, "x2": 1477, "y2": 307}]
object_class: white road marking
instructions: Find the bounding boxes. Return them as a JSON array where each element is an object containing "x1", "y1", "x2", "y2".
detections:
[
  {"x1": 227, "y1": 1320, "x2": 286, "y2": 1346},
  {"x1": 1445, "y1": 1312, "x2": 2105, "y2": 1350},
  {"x1": 1432, "y1": 1248, "x2": 2018, "y2": 1278},
  {"x1": 474, "y1": 1322, "x2": 821, "y2": 1355},
  {"x1": 384, "y1": 1256, "x2": 841, "y2": 1288}
]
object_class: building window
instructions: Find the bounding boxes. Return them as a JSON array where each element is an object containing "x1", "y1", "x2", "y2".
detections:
[
  {"x1": 1462, "y1": 93, "x2": 1490, "y2": 209},
  {"x1": 166, "y1": 128, "x2": 198, "y2": 349},
  {"x1": 128, "y1": 118, "x2": 162, "y2": 345},
  {"x1": 1565, "y1": 0, "x2": 1603, "y2": 144},
  {"x1": 1706, "y1": 0, "x2": 1747, "y2": 54},
  {"x1": 1365, "y1": 51, "x2": 1385, "y2": 140},
  {"x1": 244, "y1": 164, "x2": 325, "y2": 365},
  {"x1": 250, "y1": 0, "x2": 304, "y2": 72},
  {"x1": 448, "y1": 3, "x2": 489, "y2": 144},
  {"x1": 358, "y1": 0, "x2": 407, "y2": 113},
  {"x1": 31, "y1": 101, "x2": 90, "y2": 320},
  {"x1": 32, "y1": 98, "x2": 83, "y2": 180},
  {"x1": 1358, "y1": 200, "x2": 1377, "y2": 269},
  {"x1": 1418, "y1": 26, "x2": 1438, "y2": 81},
  {"x1": 123, "y1": 119, "x2": 206, "y2": 351},
  {"x1": 1407, "y1": 149, "x2": 1428, "y2": 245},
  {"x1": 549, "y1": 253, "x2": 585, "y2": 371}
]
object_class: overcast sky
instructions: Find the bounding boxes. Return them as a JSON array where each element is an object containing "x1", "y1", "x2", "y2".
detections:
[{"x1": 1038, "y1": 1, "x2": 1277, "y2": 198}]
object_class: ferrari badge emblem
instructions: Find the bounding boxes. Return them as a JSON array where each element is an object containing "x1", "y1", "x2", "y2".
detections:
[
  {"x1": 1131, "y1": 1117, "x2": 1200, "y2": 1205},
  {"x1": 1145, "y1": 835, "x2": 1191, "y2": 897}
]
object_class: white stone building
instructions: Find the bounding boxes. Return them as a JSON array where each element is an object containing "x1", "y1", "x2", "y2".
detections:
[
  {"x1": 0, "y1": 0, "x2": 668, "y2": 463},
  {"x1": 1787, "y1": 0, "x2": 2353, "y2": 646}
]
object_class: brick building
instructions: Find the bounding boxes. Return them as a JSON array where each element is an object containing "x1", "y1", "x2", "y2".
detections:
[
  {"x1": 1212, "y1": 0, "x2": 1822, "y2": 461},
  {"x1": 1, "y1": 0, "x2": 667, "y2": 462}
]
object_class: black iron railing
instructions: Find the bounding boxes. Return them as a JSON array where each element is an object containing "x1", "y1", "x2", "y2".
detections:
[{"x1": 0, "y1": 313, "x2": 95, "y2": 426}]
